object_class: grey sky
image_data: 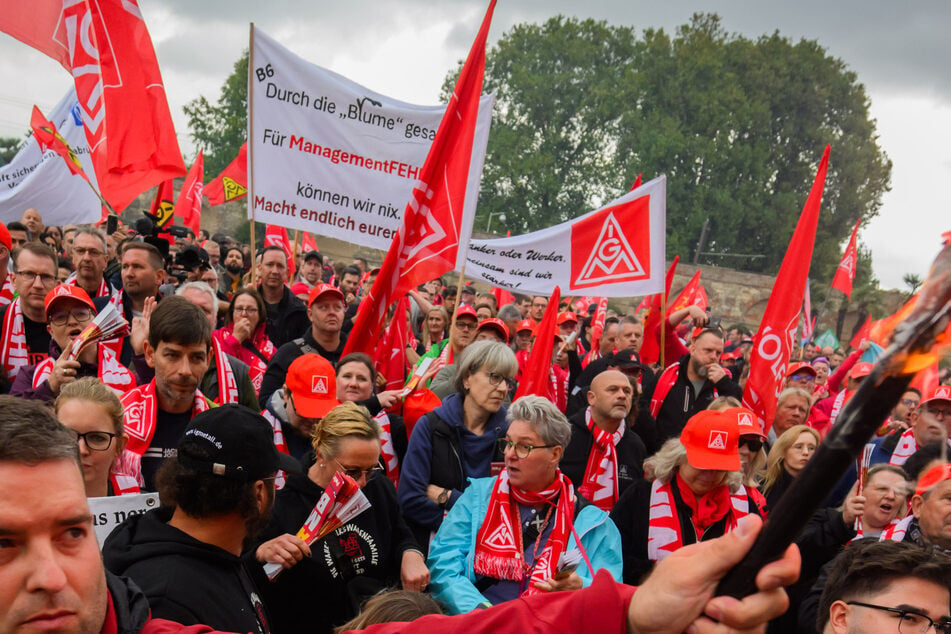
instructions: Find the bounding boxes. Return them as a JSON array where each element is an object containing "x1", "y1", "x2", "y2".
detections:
[{"x1": 0, "y1": 0, "x2": 948, "y2": 289}]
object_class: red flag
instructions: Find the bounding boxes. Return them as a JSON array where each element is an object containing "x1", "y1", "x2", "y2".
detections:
[
  {"x1": 634, "y1": 296, "x2": 651, "y2": 314},
  {"x1": 205, "y1": 142, "x2": 248, "y2": 206},
  {"x1": 492, "y1": 287, "x2": 515, "y2": 308},
  {"x1": 514, "y1": 287, "x2": 561, "y2": 401},
  {"x1": 629, "y1": 173, "x2": 642, "y2": 191},
  {"x1": 692, "y1": 284, "x2": 708, "y2": 312},
  {"x1": 582, "y1": 297, "x2": 609, "y2": 366},
  {"x1": 150, "y1": 180, "x2": 175, "y2": 228},
  {"x1": 849, "y1": 315, "x2": 871, "y2": 351},
  {"x1": 909, "y1": 362, "x2": 939, "y2": 396},
  {"x1": 666, "y1": 270, "x2": 702, "y2": 317},
  {"x1": 1, "y1": 1, "x2": 187, "y2": 211},
  {"x1": 174, "y1": 151, "x2": 203, "y2": 237},
  {"x1": 743, "y1": 146, "x2": 830, "y2": 433},
  {"x1": 264, "y1": 224, "x2": 297, "y2": 278},
  {"x1": 375, "y1": 296, "x2": 410, "y2": 392},
  {"x1": 301, "y1": 232, "x2": 319, "y2": 253},
  {"x1": 344, "y1": 0, "x2": 496, "y2": 357},
  {"x1": 831, "y1": 218, "x2": 861, "y2": 299},
  {"x1": 640, "y1": 256, "x2": 679, "y2": 364},
  {"x1": 30, "y1": 105, "x2": 90, "y2": 182}
]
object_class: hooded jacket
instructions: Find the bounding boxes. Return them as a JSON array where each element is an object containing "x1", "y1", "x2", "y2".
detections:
[{"x1": 102, "y1": 507, "x2": 270, "y2": 634}]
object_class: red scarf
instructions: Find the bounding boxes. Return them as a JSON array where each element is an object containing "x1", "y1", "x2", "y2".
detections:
[
  {"x1": 474, "y1": 469, "x2": 575, "y2": 595},
  {"x1": 578, "y1": 408, "x2": 624, "y2": 511},
  {"x1": 211, "y1": 337, "x2": 239, "y2": 405},
  {"x1": 118, "y1": 380, "x2": 212, "y2": 485},
  {"x1": 647, "y1": 473, "x2": 746, "y2": 561},
  {"x1": 218, "y1": 323, "x2": 276, "y2": 393},
  {"x1": 649, "y1": 361, "x2": 718, "y2": 418},
  {"x1": 376, "y1": 410, "x2": 400, "y2": 488},
  {"x1": 0, "y1": 298, "x2": 30, "y2": 380},
  {"x1": 32, "y1": 343, "x2": 135, "y2": 395},
  {"x1": 548, "y1": 364, "x2": 568, "y2": 412},
  {"x1": 0, "y1": 272, "x2": 14, "y2": 306}
]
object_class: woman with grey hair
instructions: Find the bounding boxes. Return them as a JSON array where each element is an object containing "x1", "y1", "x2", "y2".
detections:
[
  {"x1": 427, "y1": 395, "x2": 622, "y2": 615},
  {"x1": 398, "y1": 340, "x2": 518, "y2": 553}
]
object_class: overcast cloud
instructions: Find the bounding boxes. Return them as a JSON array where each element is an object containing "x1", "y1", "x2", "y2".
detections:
[{"x1": 0, "y1": 0, "x2": 948, "y2": 289}]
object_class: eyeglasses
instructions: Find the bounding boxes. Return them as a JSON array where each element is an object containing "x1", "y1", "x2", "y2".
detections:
[
  {"x1": 332, "y1": 458, "x2": 383, "y2": 481},
  {"x1": 74, "y1": 430, "x2": 116, "y2": 451},
  {"x1": 234, "y1": 306, "x2": 259, "y2": 314},
  {"x1": 788, "y1": 374, "x2": 815, "y2": 384},
  {"x1": 900, "y1": 399, "x2": 920, "y2": 408},
  {"x1": 924, "y1": 406, "x2": 951, "y2": 418},
  {"x1": 498, "y1": 439, "x2": 557, "y2": 459},
  {"x1": 454, "y1": 320, "x2": 477, "y2": 332},
  {"x1": 73, "y1": 247, "x2": 104, "y2": 258},
  {"x1": 485, "y1": 371, "x2": 516, "y2": 391},
  {"x1": 739, "y1": 437, "x2": 764, "y2": 452},
  {"x1": 846, "y1": 601, "x2": 951, "y2": 633},
  {"x1": 15, "y1": 270, "x2": 58, "y2": 287},
  {"x1": 49, "y1": 307, "x2": 94, "y2": 326}
]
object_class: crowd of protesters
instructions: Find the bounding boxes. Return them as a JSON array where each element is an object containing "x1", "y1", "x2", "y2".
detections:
[{"x1": 0, "y1": 207, "x2": 948, "y2": 634}]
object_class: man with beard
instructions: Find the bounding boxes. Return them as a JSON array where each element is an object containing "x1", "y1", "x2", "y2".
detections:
[
  {"x1": 257, "y1": 246, "x2": 309, "y2": 348},
  {"x1": 103, "y1": 405, "x2": 299, "y2": 632},
  {"x1": 219, "y1": 246, "x2": 246, "y2": 299},
  {"x1": 119, "y1": 297, "x2": 214, "y2": 491},
  {"x1": 645, "y1": 328, "x2": 742, "y2": 443},
  {"x1": 886, "y1": 386, "x2": 951, "y2": 466}
]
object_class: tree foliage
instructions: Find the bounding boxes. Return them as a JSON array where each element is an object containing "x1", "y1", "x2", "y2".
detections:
[
  {"x1": 0, "y1": 136, "x2": 22, "y2": 166},
  {"x1": 183, "y1": 51, "x2": 249, "y2": 179},
  {"x1": 445, "y1": 14, "x2": 891, "y2": 276}
]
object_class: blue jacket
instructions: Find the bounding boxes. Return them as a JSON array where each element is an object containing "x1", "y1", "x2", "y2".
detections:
[
  {"x1": 397, "y1": 393, "x2": 509, "y2": 534},
  {"x1": 427, "y1": 476, "x2": 623, "y2": 615}
]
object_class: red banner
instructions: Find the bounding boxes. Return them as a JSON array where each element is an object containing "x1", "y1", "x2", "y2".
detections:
[
  {"x1": 514, "y1": 287, "x2": 561, "y2": 401},
  {"x1": 173, "y1": 151, "x2": 203, "y2": 237},
  {"x1": 205, "y1": 142, "x2": 248, "y2": 206},
  {"x1": 344, "y1": 0, "x2": 496, "y2": 356},
  {"x1": 743, "y1": 146, "x2": 830, "y2": 432},
  {"x1": 831, "y1": 218, "x2": 861, "y2": 299}
]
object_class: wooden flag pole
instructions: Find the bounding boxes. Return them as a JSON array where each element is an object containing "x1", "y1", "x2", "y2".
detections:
[{"x1": 248, "y1": 22, "x2": 257, "y2": 286}]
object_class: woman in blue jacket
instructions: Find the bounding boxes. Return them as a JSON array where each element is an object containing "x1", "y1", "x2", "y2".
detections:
[{"x1": 427, "y1": 395, "x2": 622, "y2": 614}]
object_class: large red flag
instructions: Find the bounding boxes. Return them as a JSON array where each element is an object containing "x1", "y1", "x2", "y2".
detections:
[
  {"x1": 264, "y1": 224, "x2": 297, "y2": 278},
  {"x1": 174, "y1": 151, "x2": 203, "y2": 237},
  {"x1": 831, "y1": 218, "x2": 861, "y2": 299},
  {"x1": 514, "y1": 287, "x2": 561, "y2": 401},
  {"x1": 743, "y1": 146, "x2": 830, "y2": 432},
  {"x1": 666, "y1": 270, "x2": 702, "y2": 317},
  {"x1": 149, "y1": 180, "x2": 175, "y2": 228},
  {"x1": 375, "y1": 296, "x2": 410, "y2": 392},
  {"x1": 640, "y1": 256, "x2": 679, "y2": 364},
  {"x1": 205, "y1": 142, "x2": 248, "y2": 206},
  {"x1": 344, "y1": 0, "x2": 496, "y2": 356},
  {"x1": 1, "y1": 1, "x2": 187, "y2": 211},
  {"x1": 30, "y1": 105, "x2": 91, "y2": 183}
]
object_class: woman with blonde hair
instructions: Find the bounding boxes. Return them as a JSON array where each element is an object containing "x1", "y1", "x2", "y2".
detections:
[
  {"x1": 252, "y1": 401, "x2": 428, "y2": 634},
  {"x1": 54, "y1": 377, "x2": 137, "y2": 497},
  {"x1": 762, "y1": 424, "x2": 820, "y2": 511}
]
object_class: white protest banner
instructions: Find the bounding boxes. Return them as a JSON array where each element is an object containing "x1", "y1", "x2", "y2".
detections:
[
  {"x1": 465, "y1": 176, "x2": 667, "y2": 297},
  {"x1": 88, "y1": 492, "x2": 160, "y2": 547},
  {"x1": 0, "y1": 88, "x2": 101, "y2": 225},
  {"x1": 249, "y1": 27, "x2": 493, "y2": 250}
]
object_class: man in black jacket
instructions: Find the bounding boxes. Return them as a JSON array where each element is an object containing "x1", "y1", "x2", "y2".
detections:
[
  {"x1": 257, "y1": 245, "x2": 309, "y2": 348},
  {"x1": 103, "y1": 405, "x2": 299, "y2": 633}
]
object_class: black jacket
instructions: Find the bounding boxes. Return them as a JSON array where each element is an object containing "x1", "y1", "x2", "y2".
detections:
[
  {"x1": 249, "y1": 470, "x2": 419, "y2": 634},
  {"x1": 258, "y1": 285, "x2": 309, "y2": 349},
  {"x1": 646, "y1": 354, "x2": 743, "y2": 443},
  {"x1": 561, "y1": 408, "x2": 646, "y2": 502},
  {"x1": 102, "y1": 507, "x2": 270, "y2": 634},
  {"x1": 258, "y1": 330, "x2": 346, "y2": 407}
]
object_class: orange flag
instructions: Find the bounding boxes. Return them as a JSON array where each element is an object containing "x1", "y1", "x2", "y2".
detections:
[
  {"x1": 831, "y1": 218, "x2": 860, "y2": 299},
  {"x1": 514, "y1": 287, "x2": 561, "y2": 401},
  {"x1": 173, "y1": 151, "x2": 203, "y2": 236},
  {"x1": 205, "y1": 142, "x2": 248, "y2": 206}
]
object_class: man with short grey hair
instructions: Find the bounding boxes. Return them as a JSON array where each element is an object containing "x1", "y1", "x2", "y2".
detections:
[{"x1": 69, "y1": 226, "x2": 116, "y2": 299}]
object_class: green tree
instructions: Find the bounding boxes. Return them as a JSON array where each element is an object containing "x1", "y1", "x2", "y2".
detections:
[
  {"x1": 0, "y1": 136, "x2": 22, "y2": 166},
  {"x1": 183, "y1": 51, "x2": 248, "y2": 179},
  {"x1": 447, "y1": 14, "x2": 891, "y2": 276}
]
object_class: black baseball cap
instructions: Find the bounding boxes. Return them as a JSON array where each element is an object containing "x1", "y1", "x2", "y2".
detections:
[
  {"x1": 303, "y1": 250, "x2": 322, "y2": 264},
  {"x1": 612, "y1": 349, "x2": 646, "y2": 372},
  {"x1": 177, "y1": 405, "x2": 301, "y2": 481}
]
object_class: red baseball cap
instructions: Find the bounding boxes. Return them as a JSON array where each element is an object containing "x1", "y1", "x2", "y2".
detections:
[
  {"x1": 515, "y1": 319, "x2": 534, "y2": 334},
  {"x1": 0, "y1": 223, "x2": 11, "y2": 252},
  {"x1": 308, "y1": 283, "x2": 344, "y2": 307},
  {"x1": 557, "y1": 311, "x2": 578, "y2": 326},
  {"x1": 286, "y1": 354, "x2": 339, "y2": 418},
  {"x1": 915, "y1": 463, "x2": 951, "y2": 496},
  {"x1": 44, "y1": 284, "x2": 95, "y2": 318},
  {"x1": 786, "y1": 362, "x2": 817, "y2": 378},
  {"x1": 477, "y1": 318, "x2": 509, "y2": 342},
  {"x1": 680, "y1": 410, "x2": 740, "y2": 471},
  {"x1": 455, "y1": 304, "x2": 478, "y2": 321},
  {"x1": 921, "y1": 385, "x2": 951, "y2": 407},
  {"x1": 728, "y1": 406, "x2": 766, "y2": 439},
  {"x1": 720, "y1": 349, "x2": 742, "y2": 362},
  {"x1": 849, "y1": 362, "x2": 874, "y2": 379},
  {"x1": 290, "y1": 282, "x2": 310, "y2": 296}
]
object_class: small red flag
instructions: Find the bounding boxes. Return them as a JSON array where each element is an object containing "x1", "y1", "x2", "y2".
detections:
[
  {"x1": 639, "y1": 256, "x2": 679, "y2": 365},
  {"x1": 692, "y1": 284, "x2": 708, "y2": 312},
  {"x1": 909, "y1": 362, "x2": 939, "y2": 396},
  {"x1": 30, "y1": 105, "x2": 90, "y2": 182},
  {"x1": 666, "y1": 270, "x2": 702, "y2": 317},
  {"x1": 205, "y1": 142, "x2": 248, "y2": 206},
  {"x1": 743, "y1": 146, "x2": 830, "y2": 433},
  {"x1": 264, "y1": 224, "x2": 297, "y2": 278},
  {"x1": 849, "y1": 315, "x2": 871, "y2": 351},
  {"x1": 375, "y1": 296, "x2": 410, "y2": 392},
  {"x1": 831, "y1": 218, "x2": 861, "y2": 299},
  {"x1": 174, "y1": 151, "x2": 203, "y2": 237},
  {"x1": 150, "y1": 180, "x2": 175, "y2": 228},
  {"x1": 629, "y1": 173, "x2": 642, "y2": 191},
  {"x1": 514, "y1": 287, "x2": 561, "y2": 401},
  {"x1": 301, "y1": 232, "x2": 319, "y2": 254},
  {"x1": 491, "y1": 287, "x2": 515, "y2": 308},
  {"x1": 582, "y1": 297, "x2": 609, "y2": 366}
]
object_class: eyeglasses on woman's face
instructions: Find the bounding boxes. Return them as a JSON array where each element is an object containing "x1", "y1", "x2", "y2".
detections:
[{"x1": 74, "y1": 430, "x2": 116, "y2": 451}]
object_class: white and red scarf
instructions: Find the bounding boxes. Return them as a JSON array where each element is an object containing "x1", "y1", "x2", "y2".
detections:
[
  {"x1": 829, "y1": 389, "x2": 852, "y2": 426},
  {"x1": 548, "y1": 364, "x2": 568, "y2": 412},
  {"x1": 65, "y1": 271, "x2": 115, "y2": 298},
  {"x1": 0, "y1": 298, "x2": 30, "y2": 380},
  {"x1": 211, "y1": 337, "x2": 239, "y2": 405},
  {"x1": 647, "y1": 475, "x2": 747, "y2": 561},
  {"x1": 578, "y1": 408, "x2": 624, "y2": 511},
  {"x1": 650, "y1": 362, "x2": 713, "y2": 418},
  {"x1": 879, "y1": 515, "x2": 914, "y2": 542},
  {"x1": 110, "y1": 472, "x2": 141, "y2": 496},
  {"x1": 0, "y1": 272, "x2": 14, "y2": 306},
  {"x1": 474, "y1": 469, "x2": 575, "y2": 595},
  {"x1": 889, "y1": 428, "x2": 951, "y2": 466},
  {"x1": 118, "y1": 380, "x2": 211, "y2": 486},
  {"x1": 260, "y1": 408, "x2": 289, "y2": 490},
  {"x1": 32, "y1": 344, "x2": 135, "y2": 396},
  {"x1": 375, "y1": 410, "x2": 400, "y2": 488}
]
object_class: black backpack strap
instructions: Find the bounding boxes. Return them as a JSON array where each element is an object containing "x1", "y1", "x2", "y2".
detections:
[{"x1": 293, "y1": 337, "x2": 317, "y2": 355}]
